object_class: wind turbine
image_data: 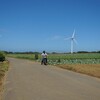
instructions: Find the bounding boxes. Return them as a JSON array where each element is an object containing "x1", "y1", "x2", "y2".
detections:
[{"x1": 65, "y1": 30, "x2": 77, "y2": 54}]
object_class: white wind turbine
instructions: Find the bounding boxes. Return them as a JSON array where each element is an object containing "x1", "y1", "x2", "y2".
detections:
[{"x1": 65, "y1": 30, "x2": 77, "y2": 54}]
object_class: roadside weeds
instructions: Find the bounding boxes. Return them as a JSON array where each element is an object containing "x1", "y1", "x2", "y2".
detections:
[
  {"x1": 57, "y1": 64, "x2": 100, "y2": 78},
  {"x1": 0, "y1": 61, "x2": 9, "y2": 100}
]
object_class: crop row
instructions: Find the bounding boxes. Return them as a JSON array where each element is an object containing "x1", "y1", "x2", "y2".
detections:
[
  {"x1": 37, "y1": 58, "x2": 100, "y2": 65},
  {"x1": 47, "y1": 59, "x2": 100, "y2": 65}
]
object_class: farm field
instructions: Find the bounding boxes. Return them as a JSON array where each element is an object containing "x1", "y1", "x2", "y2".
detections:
[
  {"x1": 7, "y1": 53, "x2": 100, "y2": 78},
  {"x1": 7, "y1": 53, "x2": 100, "y2": 64}
]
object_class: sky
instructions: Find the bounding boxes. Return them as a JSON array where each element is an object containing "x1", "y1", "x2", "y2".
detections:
[{"x1": 0, "y1": 0, "x2": 100, "y2": 52}]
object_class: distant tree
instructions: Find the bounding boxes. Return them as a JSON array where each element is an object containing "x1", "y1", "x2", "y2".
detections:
[
  {"x1": 97, "y1": 51, "x2": 100, "y2": 53},
  {"x1": 52, "y1": 52, "x2": 58, "y2": 54},
  {"x1": 8, "y1": 52, "x2": 14, "y2": 54},
  {"x1": 77, "y1": 51, "x2": 89, "y2": 53},
  {"x1": 33, "y1": 52, "x2": 40, "y2": 54}
]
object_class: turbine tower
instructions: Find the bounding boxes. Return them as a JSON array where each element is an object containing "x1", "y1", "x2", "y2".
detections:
[{"x1": 65, "y1": 30, "x2": 77, "y2": 54}]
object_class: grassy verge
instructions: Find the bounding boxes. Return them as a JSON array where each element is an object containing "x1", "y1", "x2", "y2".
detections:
[
  {"x1": 0, "y1": 61, "x2": 9, "y2": 92},
  {"x1": 57, "y1": 64, "x2": 100, "y2": 78}
]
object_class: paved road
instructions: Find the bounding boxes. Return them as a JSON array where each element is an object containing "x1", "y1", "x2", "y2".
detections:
[{"x1": 2, "y1": 58, "x2": 100, "y2": 100}]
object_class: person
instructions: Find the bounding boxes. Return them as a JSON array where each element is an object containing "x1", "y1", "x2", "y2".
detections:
[{"x1": 41, "y1": 51, "x2": 48, "y2": 65}]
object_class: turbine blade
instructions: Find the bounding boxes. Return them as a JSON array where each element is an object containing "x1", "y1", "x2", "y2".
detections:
[
  {"x1": 72, "y1": 29, "x2": 75, "y2": 38},
  {"x1": 64, "y1": 37, "x2": 71, "y2": 40},
  {"x1": 74, "y1": 39, "x2": 78, "y2": 45}
]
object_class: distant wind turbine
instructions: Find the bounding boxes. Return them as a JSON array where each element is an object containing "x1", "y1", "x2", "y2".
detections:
[{"x1": 65, "y1": 30, "x2": 77, "y2": 54}]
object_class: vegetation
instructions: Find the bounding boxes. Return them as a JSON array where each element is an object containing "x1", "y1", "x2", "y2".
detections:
[
  {"x1": 0, "y1": 61, "x2": 9, "y2": 79},
  {"x1": 34, "y1": 53, "x2": 39, "y2": 60},
  {"x1": 0, "y1": 61, "x2": 9, "y2": 92},
  {"x1": 0, "y1": 51, "x2": 9, "y2": 92},
  {"x1": 57, "y1": 64, "x2": 100, "y2": 78},
  {"x1": 0, "y1": 52, "x2": 5, "y2": 62}
]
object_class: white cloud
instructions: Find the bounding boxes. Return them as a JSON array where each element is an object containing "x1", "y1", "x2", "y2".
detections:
[
  {"x1": 45, "y1": 35, "x2": 63, "y2": 41},
  {"x1": 52, "y1": 35, "x2": 61, "y2": 40}
]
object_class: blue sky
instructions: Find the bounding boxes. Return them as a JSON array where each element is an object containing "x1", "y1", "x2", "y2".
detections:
[{"x1": 0, "y1": 0, "x2": 100, "y2": 52}]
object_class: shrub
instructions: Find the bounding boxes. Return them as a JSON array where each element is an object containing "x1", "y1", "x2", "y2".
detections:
[
  {"x1": 34, "y1": 53, "x2": 38, "y2": 60},
  {"x1": 58, "y1": 58, "x2": 61, "y2": 63},
  {"x1": 0, "y1": 52, "x2": 5, "y2": 62}
]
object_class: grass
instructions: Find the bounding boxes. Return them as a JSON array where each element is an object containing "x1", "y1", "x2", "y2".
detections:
[
  {"x1": 57, "y1": 64, "x2": 100, "y2": 78},
  {"x1": 0, "y1": 61, "x2": 9, "y2": 92},
  {"x1": 7, "y1": 54, "x2": 35, "y2": 60}
]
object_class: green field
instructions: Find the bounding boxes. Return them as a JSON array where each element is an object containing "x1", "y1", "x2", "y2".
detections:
[{"x1": 7, "y1": 53, "x2": 100, "y2": 64}]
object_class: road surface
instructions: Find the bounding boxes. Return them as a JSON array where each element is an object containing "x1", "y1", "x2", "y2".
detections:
[{"x1": 2, "y1": 58, "x2": 100, "y2": 100}]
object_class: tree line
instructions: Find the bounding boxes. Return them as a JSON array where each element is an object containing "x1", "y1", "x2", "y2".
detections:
[{"x1": 1, "y1": 50, "x2": 100, "y2": 54}]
